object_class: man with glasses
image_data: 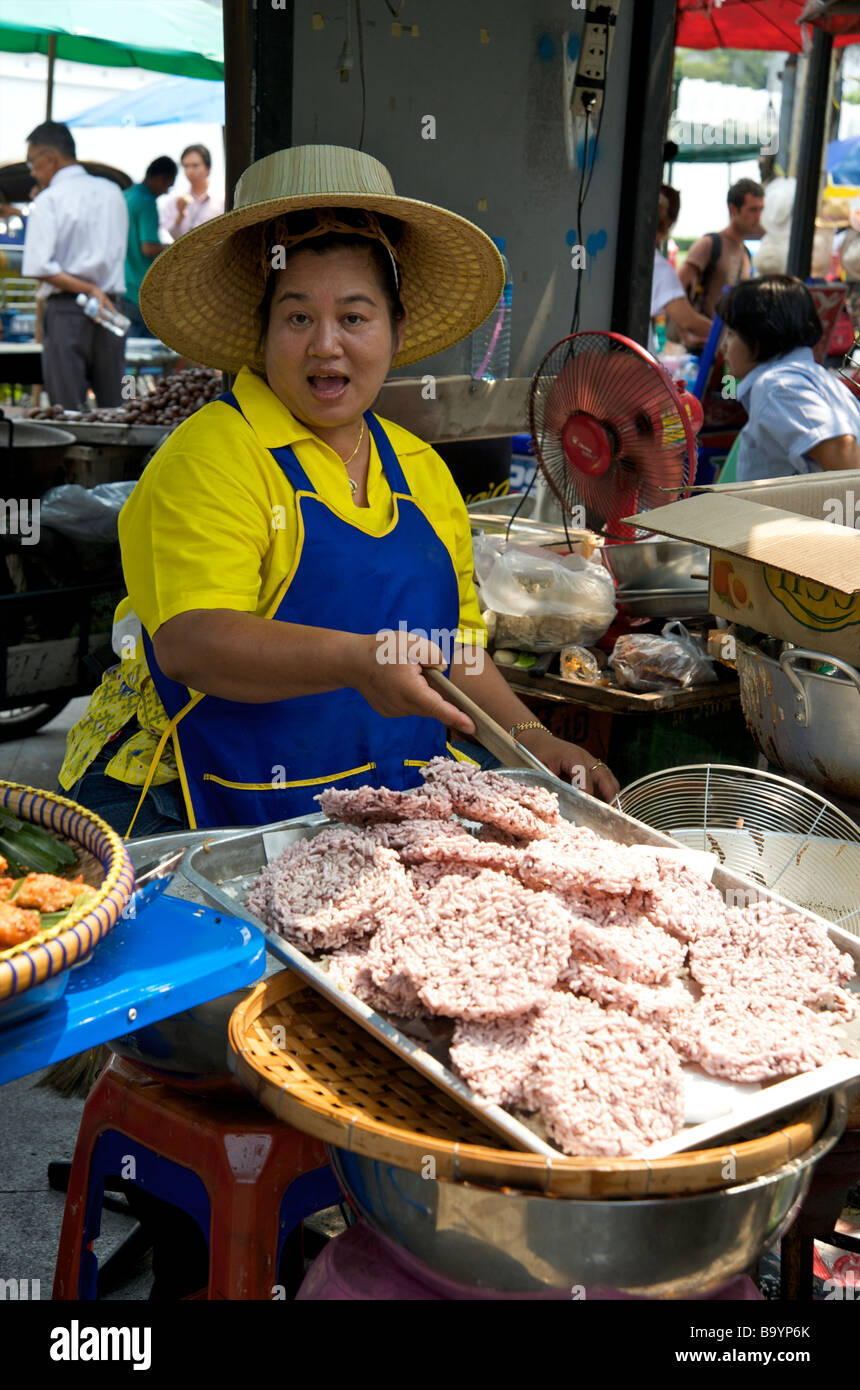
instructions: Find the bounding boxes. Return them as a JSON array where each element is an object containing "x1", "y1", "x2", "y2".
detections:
[{"x1": 22, "y1": 121, "x2": 128, "y2": 410}]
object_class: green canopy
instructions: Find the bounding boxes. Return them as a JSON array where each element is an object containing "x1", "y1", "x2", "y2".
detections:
[
  {"x1": 673, "y1": 142, "x2": 765, "y2": 164},
  {"x1": 0, "y1": 0, "x2": 223, "y2": 80}
]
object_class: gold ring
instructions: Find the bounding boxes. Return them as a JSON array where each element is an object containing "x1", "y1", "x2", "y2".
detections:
[{"x1": 589, "y1": 760, "x2": 607, "y2": 772}]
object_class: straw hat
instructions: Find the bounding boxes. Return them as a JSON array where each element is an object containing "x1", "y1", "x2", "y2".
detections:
[{"x1": 140, "y1": 144, "x2": 506, "y2": 372}]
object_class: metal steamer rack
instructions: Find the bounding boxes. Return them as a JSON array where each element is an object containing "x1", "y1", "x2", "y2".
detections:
[{"x1": 182, "y1": 770, "x2": 860, "y2": 1161}]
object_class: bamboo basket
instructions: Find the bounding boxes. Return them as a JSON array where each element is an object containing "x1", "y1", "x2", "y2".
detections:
[
  {"x1": 228, "y1": 969, "x2": 828, "y2": 1199},
  {"x1": 0, "y1": 783, "x2": 134, "y2": 1000}
]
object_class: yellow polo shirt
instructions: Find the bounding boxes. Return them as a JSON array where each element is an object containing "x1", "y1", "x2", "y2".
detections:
[{"x1": 60, "y1": 366, "x2": 485, "y2": 789}]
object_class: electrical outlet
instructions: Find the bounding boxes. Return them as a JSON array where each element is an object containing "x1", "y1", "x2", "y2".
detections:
[{"x1": 571, "y1": 3, "x2": 619, "y2": 121}]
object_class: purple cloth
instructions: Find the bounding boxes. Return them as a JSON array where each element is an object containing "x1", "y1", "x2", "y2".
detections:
[{"x1": 296, "y1": 1220, "x2": 763, "y2": 1301}]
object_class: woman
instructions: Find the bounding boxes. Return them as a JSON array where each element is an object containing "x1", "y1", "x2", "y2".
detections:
[
  {"x1": 59, "y1": 145, "x2": 618, "y2": 835},
  {"x1": 651, "y1": 185, "x2": 712, "y2": 353},
  {"x1": 159, "y1": 143, "x2": 224, "y2": 241},
  {"x1": 721, "y1": 274, "x2": 860, "y2": 482}
]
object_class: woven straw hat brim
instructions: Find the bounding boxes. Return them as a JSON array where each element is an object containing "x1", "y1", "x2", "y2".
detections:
[{"x1": 140, "y1": 192, "x2": 505, "y2": 372}]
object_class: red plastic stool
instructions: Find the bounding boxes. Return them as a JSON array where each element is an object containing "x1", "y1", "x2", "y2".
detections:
[
  {"x1": 53, "y1": 1054, "x2": 338, "y2": 1300},
  {"x1": 779, "y1": 1121, "x2": 860, "y2": 1300}
]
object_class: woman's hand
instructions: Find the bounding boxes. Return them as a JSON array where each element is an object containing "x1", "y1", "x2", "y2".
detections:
[
  {"x1": 352, "y1": 630, "x2": 476, "y2": 739},
  {"x1": 520, "y1": 729, "x2": 620, "y2": 803}
]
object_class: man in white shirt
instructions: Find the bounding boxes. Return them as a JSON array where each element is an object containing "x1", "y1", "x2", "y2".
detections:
[{"x1": 22, "y1": 121, "x2": 129, "y2": 409}]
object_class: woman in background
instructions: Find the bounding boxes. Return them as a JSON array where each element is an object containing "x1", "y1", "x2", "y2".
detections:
[
  {"x1": 721, "y1": 274, "x2": 860, "y2": 482},
  {"x1": 651, "y1": 185, "x2": 713, "y2": 353},
  {"x1": 159, "y1": 143, "x2": 224, "y2": 241}
]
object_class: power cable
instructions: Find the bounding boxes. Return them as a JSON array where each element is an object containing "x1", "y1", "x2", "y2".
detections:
[{"x1": 355, "y1": 0, "x2": 367, "y2": 149}]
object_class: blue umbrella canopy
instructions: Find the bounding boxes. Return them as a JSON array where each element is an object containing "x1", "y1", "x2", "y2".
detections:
[
  {"x1": 67, "y1": 74, "x2": 224, "y2": 127},
  {"x1": 827, "y1": 135, "x2": 860, "y2": 187}
]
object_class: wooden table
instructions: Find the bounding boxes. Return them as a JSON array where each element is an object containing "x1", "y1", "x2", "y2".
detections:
[
  {"x1": 500, "y1": 665, "x2": 740, "y2": 714},
  {"x1": 498, "y1": 667, "x2": 750, "y2": 787}
]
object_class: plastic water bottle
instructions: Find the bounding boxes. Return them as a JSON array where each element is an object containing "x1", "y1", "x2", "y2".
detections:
[
  {"x1": 469, "y1": 237, "x2": 512, "y2": 381},
  {"x1": 75, "y1": 293, "x2": 130, "y2": 338}
]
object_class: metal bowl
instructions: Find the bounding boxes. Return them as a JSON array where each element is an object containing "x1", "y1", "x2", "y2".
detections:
[
  {"x1": 615, "y1": 586, "x2": 712, "y2": 618},
  {"x1": 0, "y1": 419, "x2": 76, "y2": 452},
  {"x1": 108, "y1": 827, "x2": 255, "y2": 1082},
  {"x1": 603, "y1": 537, "x2": 709, "y2": 593},
  {"x1": 327, "y1": 1092, "x2": 847, "y2": 1298}
]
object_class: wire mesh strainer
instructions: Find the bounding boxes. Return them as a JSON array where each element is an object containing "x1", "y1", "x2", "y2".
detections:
[{"x1": 616, "y1": 764, "x2": 860, "y2": 934}]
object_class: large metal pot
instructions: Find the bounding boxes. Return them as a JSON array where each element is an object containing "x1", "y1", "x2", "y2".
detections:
[
  {"x1": 0, "y1": 415, "x2": 76, "y2": 497},
  {"x1": 108, "y1": 829, "x2": 255, "y2": 1087},
  {"x1": 736, "y1": 641, "x2": 860, "y2": 800},
  {"x1": 328, "y1": 1092, "x2": 847, "y2": 1298}
]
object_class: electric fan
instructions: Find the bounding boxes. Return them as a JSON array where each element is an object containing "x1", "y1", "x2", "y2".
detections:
[{"x1": 528, "y1": 332, "x2": 703, "y2": 540}]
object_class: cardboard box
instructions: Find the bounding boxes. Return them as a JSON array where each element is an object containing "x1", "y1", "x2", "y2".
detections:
[{"x1": 627, "y1": 472, "x2": 860, "y2": 663}]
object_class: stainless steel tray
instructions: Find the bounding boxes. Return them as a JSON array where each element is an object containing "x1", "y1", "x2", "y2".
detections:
[{"x1": 181, "y1": 771, "x2": 860, "y2": 1159}]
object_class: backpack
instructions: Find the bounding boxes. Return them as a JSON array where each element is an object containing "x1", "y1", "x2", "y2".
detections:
[
  {"x1": 687, "y1": 233, "x2": 722, "y2": 315},
  {"x1": 686, "y1": 235, "x2": 753, "y2": 314}
]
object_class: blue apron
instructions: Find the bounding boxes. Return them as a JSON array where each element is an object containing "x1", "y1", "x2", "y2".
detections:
[{"x1": 135, "y1": 395, "x2": 462, "y2": 830}]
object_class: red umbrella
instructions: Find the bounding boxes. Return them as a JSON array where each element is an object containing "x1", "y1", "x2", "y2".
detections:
[
  {"x1": 676, "y1": 0, "x2": 857, "y2": 51},
  {"x1": 800, "y1": 0, "x2": 860, "y2": 39}
]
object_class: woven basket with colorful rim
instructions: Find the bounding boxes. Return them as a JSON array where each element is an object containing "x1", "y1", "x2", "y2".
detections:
[
  {"x1": 0, "y1": 783, "x2": 134, "y2": 1001},
  {"x1": 228, "y1": 970, "x2": 829, "y2": 1199}
]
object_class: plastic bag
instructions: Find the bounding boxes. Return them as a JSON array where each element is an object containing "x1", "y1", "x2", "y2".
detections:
[
  {"x1": 474, "y1": 536, "x2": 616, "y2": 652},
  {"x1": 559, "y1": 645, "x2": 603, "y2": 684},
  {"x1": 610, "y1": 621, "x2": 717, "y2": 692},
  {"x1": 38, "y1": 482, "x2": 136, "y2": 543},
  {"x1": 761, "y1": 177, "x2": 795, "y2": 233}
]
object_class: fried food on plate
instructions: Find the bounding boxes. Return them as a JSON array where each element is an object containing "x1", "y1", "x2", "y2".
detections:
[
  {"x1": 0, "y1": 901, "x2": 41, "y2": 948},
  {"x1": 13, "y1": 873, "x2": 84, "y2": 912}
]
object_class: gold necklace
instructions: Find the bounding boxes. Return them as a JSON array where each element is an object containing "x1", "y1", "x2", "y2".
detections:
[{"x1": 340, "y1": 420, "x2": 365, "y2": 493}]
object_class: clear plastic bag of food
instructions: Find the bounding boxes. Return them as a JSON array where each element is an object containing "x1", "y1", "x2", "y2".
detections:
[
  {"x1": 559, "y1": 645, "x2": 603, "y2": 684},
  {"x1": 474, "y1": 537, "x2": 616, "y2": 652},
  {"x1": 610, "y1": 621, "x2": 717, "y2": 692}
]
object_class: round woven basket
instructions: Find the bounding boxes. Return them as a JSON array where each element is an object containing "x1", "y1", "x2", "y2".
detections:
[
  {"x1": 228, "y1": 969, "x2": 827, "y2": 1199},
  {"x1": 0, "y1": 783, "x2": 134, "y2": 1001}
]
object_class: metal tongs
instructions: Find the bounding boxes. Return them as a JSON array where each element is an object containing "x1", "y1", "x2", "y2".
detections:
[{"x1": 423, "y1": 667, "x2": 560, "y2": 782}]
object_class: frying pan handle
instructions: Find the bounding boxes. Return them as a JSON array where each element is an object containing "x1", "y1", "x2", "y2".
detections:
[{"x1": 779, "y1": 648, "x2": 860, "y2": 727}]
